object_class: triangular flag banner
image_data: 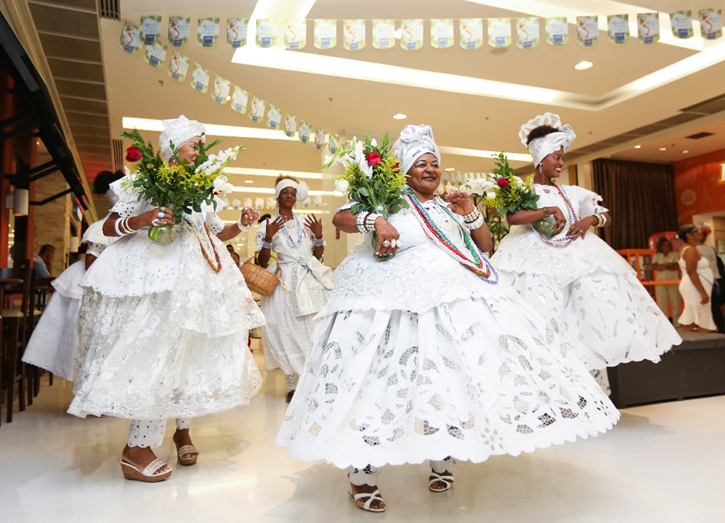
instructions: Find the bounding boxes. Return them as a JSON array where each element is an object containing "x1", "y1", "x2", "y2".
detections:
[
  {"x1": 256, "y1": 19, "x2": 277, "y2": 47},
  {"x1": 576, "y1": 16, "x2": 598, "y2": 46},
  {"x1": 430, "y1": 19, "x2": 454, "y2": 49},
  {"x1": 516, "y1": 17, "x2": 539, "y2": 49},
  {"x1": 343, "y1": 20, "x2": 366, "y2": 50},
  {"x1": 197, "y1": 18, "x2": 220, "y2": 47},
  {"x1": 231, "y1": 86, "x2": 249, "y2": 114},
  {"x1": 191, "y1": 63, "x2": 211, "y2": 93},
  {"x1": 168, "y1": 17, "x2": 190, "y2": 47},
  {"x1": 266, "y1": 105, "x2": 282, "y2": 129},
  {"x1": 637, "y1": 13, "x2": 660, "y2": 44},
  {"x1": 299, "y1": 121, "x2": 311, "y2": 144},
  {"x1": 211, "y1": 76, "x2": 231, "y2": 104},
  {"x1": 400, "y1": 19, "x2": 424, "y2": 50},
  {"x1": 607, "y1": 14, "x2": 630, "y2": 43},
  {"x1": 140, "y1": 16, "x2": 162, "y2": 45},
  {"x1": 670, "y1": 11, "x2": 693, "y2": 38},
  {"x1": 372, "y1": 19, "x2": 396, "y2": 49},
  {"x1": 545, "y1": 17, "x2": 568, "y2": 45},
  {"x1": 460, "y1": 19, "x2": 484, "y2": 49},
  {"x1": 700, "y1": 9, "x2": 723, "y2": 39},
  {"x1": 488, "y1": 18, "x2": 511, "y2": 47},
  {"x1": 249, "y1": 97, "x2": 266, "y2": 122},
  {"x1": 315, "y1": 19, "x2": 337, "y2": 49},
  {"x1": 284, "y1": 114, "x2": 298, "y2": 137},
  {"x1": 168, "y1": 52, "x2": 190, "y2": 81},
  {"x1": 119, "y1": 22, "x2": 142, "y2": 54},
  {"x1": 144, "y1": 42, "x2": 167, "y2": 68},
  {"x1": 285, "y1": 19, "x2": 307, "y2": 50},
  {"x1": 227, "y1": 18, "x2": 249, "y2": 48}
]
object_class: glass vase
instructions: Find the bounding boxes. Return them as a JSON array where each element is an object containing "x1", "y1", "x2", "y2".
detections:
[
  {"x1": 148, "y1": 224, "x2": 175, "y2": 246},
  {"x1": 371, "y1": 232, "x2": 394, "y2": 261}
]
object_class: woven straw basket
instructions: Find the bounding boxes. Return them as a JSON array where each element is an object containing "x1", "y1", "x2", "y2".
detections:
[{"x1": 241, "y1": 260, "x2": 279, "y2": 296}]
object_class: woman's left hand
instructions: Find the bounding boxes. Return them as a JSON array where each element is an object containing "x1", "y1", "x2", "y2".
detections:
[
  {"x1": 566, "y1": 216, "x2": 596, "y2": 239},
  {"x1": 304, "y1": 214, "x2": 324, "y2": 239},
  {"x1": 445, "y1": 191, "x2": 474, "y2": 215},
  {"x1": 240, "y1": 207, "x2": 260, "y2": 227}
]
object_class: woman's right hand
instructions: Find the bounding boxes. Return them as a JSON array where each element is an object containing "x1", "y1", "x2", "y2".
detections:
[
  {"x1": 144, "y1": 207, "x2": 174, "y2": 227},
  {"x1": 700, "y1": 292, "x2": 710, "y2": 305},
  {"x1": 550, "y1": 207, "x2": 567, "y2": 235},
  {"x1": 264, "y1": 216, "x2": 285, "y2": 243},
  {"x1": 374, "y1": 218, "x2": 400, "y2": 257}
]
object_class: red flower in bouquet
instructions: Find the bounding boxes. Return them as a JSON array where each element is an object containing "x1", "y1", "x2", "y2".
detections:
[
  {"x1": 126, "y1": 146, "x2": 143, "y2": 162},
  {"x1": 497, "y1": 177, "x2": 510, "y2": 189},
  {"x1": 366, "y1": 152, "x2": 382, "y2": 166}
]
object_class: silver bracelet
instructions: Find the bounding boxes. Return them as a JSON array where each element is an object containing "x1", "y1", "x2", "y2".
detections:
[
  {"x1": 463, "y1": 214, "x2": 485, "y2": 231},
  {"x1": 237, "y1": 216, "x2": 253, "y2": 232},
  {"x1": 462, "y1": 209, "x2": 482, "y2": 223},
  {"x1": 355, "y1": 211, "x2": 370, "y2": 234},
  {"x1": 365, "y1": 213, "x2": 382, "y2": 233},
  {"x1": 313, "y1": 236, "x2": 326, "y2": 247},
  {"x1": 261, "y1": 240, "x2": 273, "y2": 250}
]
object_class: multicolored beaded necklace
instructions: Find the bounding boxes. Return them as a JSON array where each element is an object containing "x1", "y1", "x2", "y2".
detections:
[
  {"x1": 406, "y1": 191, "x2": 498, "y2": 284},
  {"x1": 534, "y1": 183, "x2": 579, "y2": 248},
  {"x1": 277, "y1": 212, "x2": 304, "y2": 249}
]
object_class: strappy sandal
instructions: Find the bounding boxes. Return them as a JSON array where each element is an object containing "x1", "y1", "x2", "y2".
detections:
[
  {"x1": 348, "y1": 484, "x2": 386, "y2": 513},
  {"x1": 120, "y1": 459, "x2": 172, "y2": 482},
  {"x1": 175, "y1": 444, "x2": 199, "y2": 466},
  {"x1": 429, "y1": 471, "x2": 454, "y2": 492}
]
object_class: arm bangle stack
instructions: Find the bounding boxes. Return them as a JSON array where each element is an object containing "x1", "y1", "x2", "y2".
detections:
[
  {"x1": 114, "y1": 216, "x2": 137, "y2": 236},
  {"x1": 313, "y1": 236, "x2": 326, "y2": 247},
  {"x1": 261, "y1": 240, "x2": 273, "y2": 250},
  {"x1": 364, "y1": 213, "x2": 382, "y2": 233},
  {"x1": 355, "y1": 211, "x2": 370, "y2": 234},
  {"x1": 236, "y1": 216, "x2": 253, "y2": 232},
  {"x1": 593, "y1": 214, "x2": 607, "y2": 227},
  {"x1": 462, "y1": 209, "x2": 485, "y2": 231}
]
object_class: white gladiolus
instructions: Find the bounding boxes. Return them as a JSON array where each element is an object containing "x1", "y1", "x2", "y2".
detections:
[{"x1": 335, "y1": 178, "x2": 350, "y2": 193}]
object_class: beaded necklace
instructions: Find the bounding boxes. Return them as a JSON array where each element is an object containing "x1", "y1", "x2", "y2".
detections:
[
  {"x1": 406, "y1": 191, "x2": 498, "y2": 284},
  {"x1": 534, "y1": 184, "x2": 579, "y2": 248},
  {"x1": 183, "y1": 216, "x2": 222, "y2": 273},
  {"x1": 276, "y1": 212, "x2": 304, "y2": 249}
]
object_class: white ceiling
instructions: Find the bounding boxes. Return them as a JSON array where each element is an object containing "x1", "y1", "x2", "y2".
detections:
[{"x1": 100, "y1": 0, "x2": 725, "y2": 220}]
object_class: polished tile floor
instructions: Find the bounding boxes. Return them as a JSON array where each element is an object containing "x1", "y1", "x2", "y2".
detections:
[{"x1": 2, "y1": 345, "x2": 724, "y2": 523}]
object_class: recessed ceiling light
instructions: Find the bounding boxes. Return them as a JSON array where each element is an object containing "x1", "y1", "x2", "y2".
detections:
[
  {"x1": 574, "y1": 61, "x2": 593, "y2": 71},
  {"x1": 445, "y1": 167, "x2": 455, "y2": 171},
  {"x1": 244, "y1": 180, "x2": 254, "y2": 183},
  {"x1": 634, "y1": 145, "x2": 641, "y2": 149},
  {"x1": 393, "y1": 113, "x2": 407, "y2": 120},
  {"x1": 659, "y1": 147, "x2": 667, "y2": 151},
  {"x1": 683, "y1": 150, "x2": 689, "y2": 153}
]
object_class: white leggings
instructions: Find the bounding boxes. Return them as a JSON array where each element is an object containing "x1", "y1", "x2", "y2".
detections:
[{"x1": 127, "y1": 418, "x2": 192, "y2": 449}]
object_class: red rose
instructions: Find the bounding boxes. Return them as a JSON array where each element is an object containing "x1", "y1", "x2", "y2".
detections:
[
  {"x1": 392, "y1": 162, "x2": 401, "y2": 172},
  {"x1": 497, "y1": 177, "x2": 510, "y2": 189},
  {"x1": 366, "y1": 152, "x2": 382, "y2": 166},
  {"x1": 125, "y1": 146, "x2": 143, "y2": 162}
]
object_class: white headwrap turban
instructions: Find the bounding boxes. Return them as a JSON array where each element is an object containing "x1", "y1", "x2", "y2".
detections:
[
  {"x1": 159, "y1": 115, "x2": 206, "y2": 161},
  {"x1": 275, "y1": 179, "x2": 309, "y2": 203},
  {"x1": 519, "y1": 112, "x2": 576, "y2": 168},
  {"x1": 392, "y1": 124, "x2": 441, "y2": 175}
]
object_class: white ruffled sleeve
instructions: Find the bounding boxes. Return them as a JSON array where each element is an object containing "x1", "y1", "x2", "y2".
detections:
[
  {"x1": 254, "y1": 221, "x2": 268, "y2": 252},
  {"x1": 571, "y1": 186, "x2": 609, "y2": 217},
  {"x1": 205, "y1": 212, "x2": 225, "y2": 235},
  {"x1": 108, "y1": 175, "x2": 152, "y2": 218}
]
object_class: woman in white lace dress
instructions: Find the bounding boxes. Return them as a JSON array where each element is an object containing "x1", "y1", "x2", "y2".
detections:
[
  {"x1": 69, "y1": 116, "x2": 265, "y2": 483},
  {"x1": 255, "y1": 176, "x2": 333, "y2": 402},
  {"x1": 276, "y1": 124, "x2": 619, "y2": 513},
  {"x1": 23, "y1": 170, "x2": 123, "y2": 381},
  {"x1": 491, "y1": 113, "x2": 681, "y2": 393}
]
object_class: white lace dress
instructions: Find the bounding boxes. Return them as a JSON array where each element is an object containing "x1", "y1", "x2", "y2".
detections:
[
  {"x1": 491, "y1": 184, "x2": 681, "y2": 371},
  {"x1": 275, "y1": 197, "x2": 619, "y2": 469},
  {"x1": 255, "y1": 216, "x2": 334, "y2": 376},
  {"x1": 22, "y1": 220, "x2": 113, "y2": 381},
  {"x1": 68, "y1": 180, "x2": 265, "y2": 420}
]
